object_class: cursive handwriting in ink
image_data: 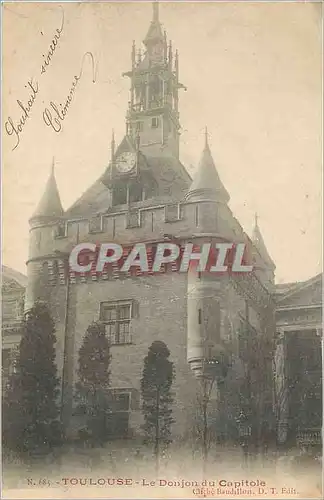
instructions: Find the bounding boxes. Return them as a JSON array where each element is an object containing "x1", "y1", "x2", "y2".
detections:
[
  {"x1": 4, "y1": 6, "x2": 64, "y2": 151},
  {"x1": 43, "y1": 52, "x2": 97, "y2": 133},
  {"x1": 77, "y1": 51, "x2": 98, "y2": 83},
  {"x1": 43, "y1": 75, "x2": 79, "y2": 132},
  {"x1": 40, "y1": 7, "x2": 64, "y2": 74},
  {"x1": 5, "y1": 79, "x2": 39, "y2": 151}
]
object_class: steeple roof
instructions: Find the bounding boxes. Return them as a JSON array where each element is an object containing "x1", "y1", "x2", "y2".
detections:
[
  {"x1": 185, "y1": 128, "x2": 230, "y2": 203},
  {"x1": 143, "y1": 1, "x2": 164, "y2": 45},
  {"x1": 31, "y1": 159, "x2": 64, "y2": 220},
  {"x1": 252, "y1": 214, "x2": 275, "y2": 269}
]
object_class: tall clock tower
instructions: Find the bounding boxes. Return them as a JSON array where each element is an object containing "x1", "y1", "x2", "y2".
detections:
[{"x1": 123, "y1": 2, "x2": 185, "y2": 159}]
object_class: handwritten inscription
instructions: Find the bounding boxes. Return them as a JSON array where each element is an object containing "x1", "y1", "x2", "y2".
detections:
[
  {"x1": 40, "y1": 8, "x2": 64, "y2": 74},
  {"x1": 43, "y1": 52, "x2": 97, "y2": 133},
  {"x1": 5, "y1": 8, "x2": 96, "y2": 150},
  {"x1": 5, "y1": 79, "x2": 39, "y2": 150}
]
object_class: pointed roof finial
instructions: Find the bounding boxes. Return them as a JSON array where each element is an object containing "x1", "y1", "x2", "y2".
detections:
[
  {"x1": 185, "y1": 132, "x2": 230, "y2": 204},
  {"x1": 131, "y1": 40, "x2": 136, "y2": 66},
  {"x1": 144, "y1": 1, "x2": 163, "y2": 45},
  {"x1": 111, "y1": 129, "x2": 115, "y2": 161},
  {"x1": 204, "y1": 126, "x2": 209, "y2": 149},
  {"x1": 252, "y1": 213, "x2": 275, "y2": 269},
  {"x1": 255, "y1": 212, "x2": 259, "y2": 227},
  {"x1": 153, "y1": 1, "x2": 159, "y2": 23},
  {"x1": 51, "y1": 157, "x2": 55, "y2": 175}
]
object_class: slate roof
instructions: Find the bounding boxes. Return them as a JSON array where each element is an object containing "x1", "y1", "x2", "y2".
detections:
[
  {"x1": 31, "y1": 164, "x2": 64, "y2": 220},
  {"x1": 252, "y1": 218, "x2": 275, "y2": 269},
  {"x1": 186, "y1": 139, "x2": 230, "y2": 203}
]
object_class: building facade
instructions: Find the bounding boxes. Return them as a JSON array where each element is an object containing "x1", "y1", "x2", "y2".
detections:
[
  {"x1": 1, "y1": 266, "x2": 27, "y2": 391},
  {"x1": 275, "y1": 274, "x2": 322, "y2": 447},
  {"x1": 2, "y1": 3, "x2": 322, "y2": 446}
]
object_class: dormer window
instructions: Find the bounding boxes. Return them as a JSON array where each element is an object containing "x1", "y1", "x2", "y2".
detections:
[
  {"x1": 129, "y1": 181, "x2": 144, "y2": 203},
  {"x1": 112, "y1": 184, "x2": 128, "y2": 206},
  {"x1": 112, "y1": 180, "x2": 147, "y2": 207},
  {"x1": 151, "y1": 117, "x2": 159, "y2": 128}
]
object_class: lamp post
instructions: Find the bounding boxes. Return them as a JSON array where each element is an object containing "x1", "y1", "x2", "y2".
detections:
[
  {"x1": 236, "y1": 409, "x2": 252, "y2": 468},
  {"x1": 199, "y1": 347, "x2": 230, "y2": 478}
]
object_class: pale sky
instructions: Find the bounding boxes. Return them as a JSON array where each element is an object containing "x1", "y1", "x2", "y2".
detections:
[{"x1": 2, "y1": 1, "x2": 322, "y2": 284}]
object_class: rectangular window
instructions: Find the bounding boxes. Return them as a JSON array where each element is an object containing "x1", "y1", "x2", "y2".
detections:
[
  {"x1": 165, "y1": 203, "x2": 180, "y2": 223},
  {"x1": 198, "y1": 308, "x2": 202, "y2": 325},
  {"x1": 151, "y1": 117, "x2": 159, "y2": 128},
  {"x1": 100, "y1": 301, "x2": 133, "y2": 345},
  {"x1": 89, "y1": 216, "x2": 103, "y2": 233},
  {"x1": 54, "y1": 222, "x2": 66, "y2": 239},
  {"x1": 106, "y1": 389, "x2": 133, "y2": 439},
  {"x1": 126, "y1": 210, "x2": 141, "y2": 228},
  {"x1": 113, "y1": 392, "x2": 130, "y2": 412}
]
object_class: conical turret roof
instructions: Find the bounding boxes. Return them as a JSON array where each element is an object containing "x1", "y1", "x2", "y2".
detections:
[
  {"x1": 185, "y1": 129, "x2": 230, "y2": 203},
  {"x1": 31, "y1": 160, "x2": 64, "y2": 221},
  {"x1": 252, "y1": 214, "x2": 275, "y2": 269}
]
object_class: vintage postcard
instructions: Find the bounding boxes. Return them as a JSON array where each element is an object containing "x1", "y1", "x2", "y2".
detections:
[{"x1": 1, "y1": 1, "x2": 323, "y2": 499}]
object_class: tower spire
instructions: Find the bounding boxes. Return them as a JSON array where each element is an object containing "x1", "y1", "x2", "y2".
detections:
[
  {"x1": 204, "y1": 126, "x2": 209, "y2": 149},
  {"x1": 153, "y1": 0, "x2": 159, "y2": 23},
  {"x1": 143, "y1": 1, "x2": 163, "y2": 45},
  {"x1": 111, "y1": 129, "x2": 115, "y2": 161},
  {"x1": 123, "y1": 0, "x2": 184, "y2": 159},
  {"x1": 30, "y1": 159, "x2": 64, "y2": 221},
  {"x1": 255, "y1": 212, "x2": 259, "y2": 227},
  {"x1": 185, "y1": 131, "x2": 230, "y2": 203},
  {"x1": 252, "y1": 214, "x2": 275, "y2": 269}
]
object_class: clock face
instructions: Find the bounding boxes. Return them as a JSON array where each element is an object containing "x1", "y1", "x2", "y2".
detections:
[{"x1": 116, "y1": 152, "x2": 136, "y2": 173}]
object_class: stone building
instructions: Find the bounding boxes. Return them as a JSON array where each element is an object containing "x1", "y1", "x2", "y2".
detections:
[
  {"x1": 2, "y1": 3, "x2": 322, "y2": 446},
  {"x1": 275, "y1": 274, "x2": 322, "y2": 446},
  {"x1": 1, "y1": 266, "x2": 26, "y2": 390}
]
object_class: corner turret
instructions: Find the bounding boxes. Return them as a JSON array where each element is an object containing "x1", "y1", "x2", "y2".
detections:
[
  {"x1": 185, "y1": 128, "x2": 230, "y2": 204},
  {"x1": 25, "y1": 160, "x2": 64, "y2": 311}
]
